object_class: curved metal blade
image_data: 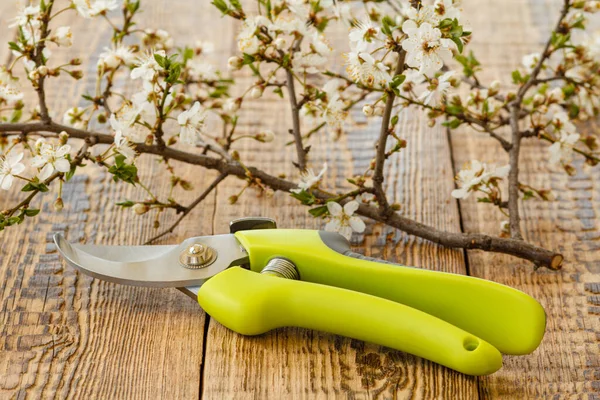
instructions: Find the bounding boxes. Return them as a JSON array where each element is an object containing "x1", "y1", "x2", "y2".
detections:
[{"x1": 53, "y1": 233, "x2": 248, "y2": 288}]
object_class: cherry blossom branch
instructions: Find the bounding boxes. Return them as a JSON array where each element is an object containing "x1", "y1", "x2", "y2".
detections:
[
  {"x1": 372, "y1": 51, "x2": 406, "y2": 215},
  {"x1": 33, "y1": 1, "x2": 54, "y2": 123},
  {"x1": 0, "y1": 121, "x2": 563, "y2": 269},
  {"x1": 506, "y1": 0, "x2": 571, "y2": 239},
  {"x1": 285, "y1": 67, "x2": 307, "y2": 170}
]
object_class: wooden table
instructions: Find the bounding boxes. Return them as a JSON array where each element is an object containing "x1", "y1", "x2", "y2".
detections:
[{"x1": 1, "y1": 0, "x2": 598, "y2": 398}]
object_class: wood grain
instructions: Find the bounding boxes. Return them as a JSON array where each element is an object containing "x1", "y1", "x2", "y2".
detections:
[
  {"x1": 451, "y1": 0, "x2": 600, "y2": 398},
  {"x1": 1, "y1": 0, "x2": 599, "y2": 399},
  {"x1": 0, "y1": 2, "x2": 226, "y2": 398},
  {"x1": 200, "y1": 16, "x2": 475, "y2": 399}
]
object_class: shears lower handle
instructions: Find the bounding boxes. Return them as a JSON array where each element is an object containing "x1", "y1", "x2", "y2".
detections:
[
  {"x1": 232, "y1": 229, "x2": 546, "y2": 356},
  {"x1": 197, "y1": 267, "x2": 502, "y2": 376}
]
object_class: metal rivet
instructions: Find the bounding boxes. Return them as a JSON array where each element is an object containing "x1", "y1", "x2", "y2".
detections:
[{"x1": 179, "y1": 243, "x2": 217, "y2": 269}]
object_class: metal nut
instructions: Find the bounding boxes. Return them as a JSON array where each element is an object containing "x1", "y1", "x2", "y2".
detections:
[{"x1": 179, "y1": 243, "x2": 217, "y2": 269}]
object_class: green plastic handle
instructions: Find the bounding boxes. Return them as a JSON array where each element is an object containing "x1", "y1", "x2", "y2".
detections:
[
  {"x1": 233, "y1": 229, "x2": 546, "y2": 355},
  {"x1": 197, "y1": 267, "x2": 502, "y2": 376}
]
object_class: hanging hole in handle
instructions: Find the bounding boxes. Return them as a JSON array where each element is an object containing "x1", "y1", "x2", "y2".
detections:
[{"x1": 463, "y1": 337, "x2": 480, "y2": 352}]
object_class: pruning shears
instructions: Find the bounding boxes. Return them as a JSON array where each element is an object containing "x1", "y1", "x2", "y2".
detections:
[{"x1": 54, "y1": 217, "x2": 546, "y2": 376}]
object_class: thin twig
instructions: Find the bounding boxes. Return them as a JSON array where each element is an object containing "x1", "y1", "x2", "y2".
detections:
[
  {"x1": 372, "y1": 51, "x2": 406, "y2": 215},
  {"x1": 506, "y1": 0, "x2": 571, "y2": 240},
  {"x1": 285, "y1": 67, "x2": 307, "y2": 170},
  {"x1": 144, "y1": 172, "x2": 227, "y2": 244}
]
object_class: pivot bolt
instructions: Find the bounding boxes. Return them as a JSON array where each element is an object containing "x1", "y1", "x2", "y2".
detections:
[{"x1": 179, "y1": 243, "x2": 217, "y2": 269}]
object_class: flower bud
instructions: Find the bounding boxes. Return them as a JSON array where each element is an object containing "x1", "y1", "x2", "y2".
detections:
[
  {"x1": 564, "y1": 164, "x2": 576, "y2": 176},
  {"x1": 374, "y1": 105, "x2": 385, "y2": 116},
  {"x1": 180, "y1": 180, "x2": 193, "y2": 191},
  {"x1": 362, "y1": 104, "x2": 374, "y2": 116},
  {"x1": 548, "y1": 87, "x2": 564, "y2": 102},
  {"x1": 70, "y1": 58, "x2": 82, "y2": 66},
  {"x1": 506, "y1": 91, "x2": 517, "y2": 101},
  {"x1": 532, "y1": 93, "x2": 545, "y2": 106},
  {"x1": 97, "y1": 113, "x2": 107, "y2": 124},
  {"x1": 228, "y1": 195, "x2": 239, "y2": 204},
  {"x1": 249, "y1": 86, "x2": 263, "y2": 99},
  {"x1": 133, "y1": 203, "x2": 150, "y2": 215},
  {"x1": 264, "y1": 46, "x2": 278, "y2": 58},
  {"x1": 274, "y1": 37, "x2": 287, "y2": 49},
  {"x1": 490, "y1": 80, "x2": 501, "y2": 91},
  {"x1": 54, "y1": 197, "x2": 64, "y2": 211},
  {"x1": 227, "y1": 56, "x2": 243, "y2": 71},
  {"x1": 256, "y1": 129, "x2": 274, "y2": 142},
  {"x1": 231, "y1": 150, "x2": 240, "y2": 161},
  {"x1": 59, "y1": 131, "x2": 69, "y2": 145},
  {"x1": 38, "y1": 65, "x2": 48, "y2": 76},
  {"x1": 224, "y1": 98, "x2": 241, "y2": 113}
]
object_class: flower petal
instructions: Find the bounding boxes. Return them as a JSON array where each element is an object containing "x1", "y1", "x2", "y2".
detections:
[
  {"x1": 349, "y1": 216, "x2": 366, "y2": 233},
  {"x1": 327, "y1": 201, "x2": 343, "y2": 217},
  {"x1": 54, "y1": 158, "x2": 71, "y2": 173},
  {"x1": 1, "y1": 174, "x2": 13, "y2": 190},
  {"x1": 325, "y1": 219, "x2": 341, "y2": 232},
  {"x1": 343, "y1": 200, "x2": 359, "y2": 216},
  {"x1": 39, "y1": 163, "x2": 53, "y2": 180}
]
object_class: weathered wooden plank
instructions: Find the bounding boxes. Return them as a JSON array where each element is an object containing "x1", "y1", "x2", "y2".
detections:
[
  {"x1": 452, "y1": 0, "x2": 600, "y2": 398},
  {"x1": 200, "y1": 7, "x2": 475, "y2": 399},
  {"x1": 0, "y1": 1, "x2": 235, "y2": 398}
]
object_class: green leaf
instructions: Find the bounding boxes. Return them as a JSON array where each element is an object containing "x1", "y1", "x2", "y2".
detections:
[
  {"x1": 8, "y1": 41, "x2": 21, "y2": 53},
  {"x1": 273, "y1": 87, "x2": 283, "y2": 98},
  {"x1": 451, "y1": 36, "x2": 463, "y2": 53},
  {"x1": 442, "y1": 118, "x2": 462, "y2": 129},
  {"x1": 116, "y1": 200, "x2": 135, "y2": 207},
  {"x1": 308, "y1": 205, "x2": 329, "y2": 217},
  {"x1": 154, "y1": 53, "x2": 167, "y2": 69},
  {"x1": 24, "y1": 208, "x2": 40, "y2": 217},
  {"x1": 65, "y1": 164, "x2": 76, "y2": 181},
  {"x1": 10, "y1": 109, "x2": 22, "y2": 123},
  {"x1": 289, "y1": 189, "x2": 316, "y2": 206},
  {"x1": 211, "y1": 0, "x2": 229, "y2": 14},
  {"x1": 108, "y1": 155, "x2": 138, "y2": 185},
  {"x1": 21, "y1": 181, "x2": 49, "y2": 192},
  {"x1": 390, "y1": 74, "x2": 406, "y2": 89}
]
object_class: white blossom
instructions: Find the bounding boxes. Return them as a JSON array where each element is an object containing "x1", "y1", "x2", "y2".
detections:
[
  {"x1": 291, "y1": 163, "x2": 327, "y2": 193},
  {"x1": 349, "y1": 19, "x2": 381, "y2": 44},
  {"x1": 63, "y1": 107, "x2": 87, "y2": 129},
  {"x1": 51, "y1": 26, "x2": 73, "y2": 47},
  {"x1": 0, "y1": 151, "x2": 26, "y2": 190},
  {"x1": 547, "y1": 111, "x2": 580, "y2": 165},
  {"x1": 92, "y1": 0, "x2": 119, "y2": 16},
  {"x1": 98, "y1": 46, "x2": 136, "y2": 70},
  {"x1": 10, "y1": 5, "x2": 40, "y2": 28},
  {"x1": 131, "y1": 50, "x2": 165, "y2": 81},
  {"x1": 293, "y1": 51, "x2": 328, "y2": 74},
  {"x1": 143, "y1": 29, "x2": 174, "y2": 51},
  {"x1": 345, "y1": 42, "x2": 391, "y2": 88},
  {"x1": 419, "y1": 71, "x2": 454, "y2": 105},
  {"x1": 109, "y1": 106, "x2": 142, "y2": 141},
  {"x1": 113, "y1": 131, "x2": 137, "y2": 162},
  {"x1": 177, "y1": 101, "x2": 207, "y2": 145},
  {"x1": 451, "y1": 160, "x2": 510, "y2": 199},
  {"x1": 0, "y1": 68, "x2": 23, "y2": 103},
  {"x1": 402, "y1": 22, "x2": 453, "y2": 77},
  {"x1": 237, "y1": 17, "x2": 266, "y2": 55},
  {"x1": 31, "y1": 140, "x2": 71, "y2": 181},
  {"x1": 325, "y1": 201, "x2": 366, "y2": 240},
  {"x1": 188, "y1": 61, "x2": 219, "y2": 81},
  {"x1": 522, "y1": 52, "x2": 540, "y2": 72},
  {"x1": 402, "y1": 5, "x2": 439, "y2": 35}
]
